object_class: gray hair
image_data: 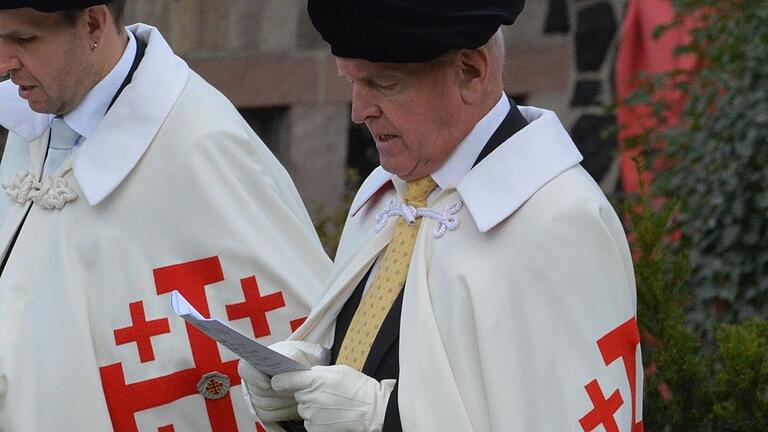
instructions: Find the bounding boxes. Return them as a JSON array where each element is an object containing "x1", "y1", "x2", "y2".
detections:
[{"x1": 486, "y1": 29, "x2": 506, "y2": 74}]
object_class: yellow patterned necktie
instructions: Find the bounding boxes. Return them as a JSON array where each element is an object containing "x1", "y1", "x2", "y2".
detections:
[{"x1": 336, "y1": 176, "x2": 438, "y2": 370}]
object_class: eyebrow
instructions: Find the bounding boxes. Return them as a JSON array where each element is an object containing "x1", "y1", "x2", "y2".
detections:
[
  {"x1": 340, "y1": 70, "x2": 406, "y2": 83},
  {"x1": 0, "y1": 31, "x2": 34, "y2": 39}
]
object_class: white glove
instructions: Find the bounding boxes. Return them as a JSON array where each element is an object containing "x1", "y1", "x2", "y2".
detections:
[
  {"x1": 239, "y1": 341, "x2": 330, "y2": 423},
  {"x1": 272, "y1": 365, "x2": 396, "y2": 432}
]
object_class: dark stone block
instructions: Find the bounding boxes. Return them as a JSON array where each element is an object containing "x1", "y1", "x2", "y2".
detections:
[
  {"x1": 575, "y1": 2, "x2": 617, "y2": 72},
  {"x1": 571, "y1": 80, "x2": 602, "y2": 106},
  {"x1": 570, "y1": 114, "x2": 616, "y2": 181},
  {"x1": 544, "y1": 0, "x2": 570, "y2": 34}
]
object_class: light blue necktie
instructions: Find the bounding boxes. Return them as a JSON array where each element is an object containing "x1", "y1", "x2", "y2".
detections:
[{"x1": 43, "y1": 117, "x2": 79, "y2": 177}]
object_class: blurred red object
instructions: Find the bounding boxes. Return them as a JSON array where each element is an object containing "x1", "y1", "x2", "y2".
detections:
[{"x1": 616, "y1": 0, "x2": 698, "y2": 194}]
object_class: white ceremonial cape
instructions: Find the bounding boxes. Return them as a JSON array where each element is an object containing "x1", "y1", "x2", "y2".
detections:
[
  {"x1": 271, "y1": 107, "x2": 643, "y2": 431},
  {"x1": 0, "y1": 24, "x2": 331, "y2": 431}
]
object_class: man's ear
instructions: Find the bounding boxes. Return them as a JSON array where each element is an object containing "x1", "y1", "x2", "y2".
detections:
[
  {"x1": 457, "y1": 47, "x2": 491, "y2": 104},
  {"x1": 83, "y1": 5, "x2": 110, "y2": 48}
]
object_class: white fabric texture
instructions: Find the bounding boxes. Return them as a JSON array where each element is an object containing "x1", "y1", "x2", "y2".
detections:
[
  {"x1": 0, "y1": 24, "x2": 332, "y2": 431},
  {"x1": 264, "y1": 106, "x2": 643, "y2": 431}
]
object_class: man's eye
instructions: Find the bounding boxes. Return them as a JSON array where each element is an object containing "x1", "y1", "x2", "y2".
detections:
[
  {"x1": 375, "y1": 82, "x2": 397, "y2": 90},
  {"x1": 14, "y1": 36, "x2": 35, "y2": 43}
]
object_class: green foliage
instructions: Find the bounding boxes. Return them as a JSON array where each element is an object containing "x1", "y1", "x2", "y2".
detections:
[
  {"x1": 625, "y1": 175, "x2": 712, "y2": 430},
  {"x1": 627, "y1": 0, "x2": 768, "y2": 329},
  {"x1": 622, "y1": 0, "x2": 768, "y2": 427},
  {"x1": 713, "y1": 319, "x2": 768, "y2": 430},
  {"x1": 627, "y1": 171, "x2": 768, "y2": 429}
]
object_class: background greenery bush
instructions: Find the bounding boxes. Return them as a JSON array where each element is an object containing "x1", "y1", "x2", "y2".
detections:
[
  {"x1": 623, "y1": 0, "x2": 768, "y2": 428},
  {"x1": 628, "y1": 0, "x2": 768, "y2": 330},
  {"x1": 627, "y1": 182, "x2": 768, "y2": 430}
]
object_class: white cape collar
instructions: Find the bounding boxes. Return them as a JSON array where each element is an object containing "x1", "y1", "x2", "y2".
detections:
[
  {"x1": 0, "y1": 23, "x2": 190, "y2": 206},
  {"x1": 349, "y1": 106, "x2": 583, "y2": 233}
]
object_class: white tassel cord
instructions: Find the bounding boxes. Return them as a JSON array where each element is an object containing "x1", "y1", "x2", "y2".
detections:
[
  {"x1": 375, "y1": 199, "x2": 463, "y2": 239},
  {"x1": 2, "y1": 170, "x2": 78, "y2": 210}
]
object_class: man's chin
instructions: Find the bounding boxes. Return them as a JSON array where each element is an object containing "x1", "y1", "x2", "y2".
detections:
[
  {"x1": 27, "y1": 104, "x2": 47, "y2": 114},
  {"x1": 382, "y1": 162, "x2": 422, "y2": 181},
  {"x1": 26, "y1": 101, "x2": 56, "y2": 115}
]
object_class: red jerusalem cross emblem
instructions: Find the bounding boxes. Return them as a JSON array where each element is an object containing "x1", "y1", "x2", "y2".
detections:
[
  {"x1": 579, "y1": 317, "x2": 644, "y2": 432},
  {"x1": 98, "y1": 256, "x2": 307, "y2": 432}
]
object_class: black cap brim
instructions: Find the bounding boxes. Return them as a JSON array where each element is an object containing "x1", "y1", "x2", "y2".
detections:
[
  {"x1": 308, "y1": 0, "x2": 525, "y2": 63},
  {"x1": 0, "y1": 1, "x2": 108, "y2": 12}
]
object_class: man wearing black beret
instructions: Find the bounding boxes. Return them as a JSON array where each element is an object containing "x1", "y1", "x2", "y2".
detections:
[
  {"x1": 240, "y1": 1, "x2": 643, "y2": 431},
  {"x1": 0, "y1": 1, "x2": 333, "y2": 430}
]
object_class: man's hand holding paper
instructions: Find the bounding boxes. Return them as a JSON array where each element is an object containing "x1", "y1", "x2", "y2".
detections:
[
  {"x1": 239, "y1": 341, "x2": 331, "y2": 423},
  {"x1": 271, "y1": 365, "x2": 396, "y2": 432}
]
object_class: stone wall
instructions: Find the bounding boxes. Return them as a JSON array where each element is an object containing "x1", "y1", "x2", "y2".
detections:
[
  {"x1": 120, "y1": 0, "x2": 627, "y2": 217},
  {"x1": 513, "y1": 0, "x2": 625, "y2": 192}
]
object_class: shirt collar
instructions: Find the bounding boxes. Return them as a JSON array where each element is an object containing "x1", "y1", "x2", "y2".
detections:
[
  {"x1": 59, "y1": 30, "x2": 137, "y2": 139},
  {"x1": 350, "y1": 106, "x2": 583, "y2": 233},
  {"x1": 350, "y1": 94, "x2": 510, "y2": 215},
  {"x1": 430, "y1": 94, "x2": 509, "y2": 190},
  {"x1": 457, "y1": 106, "x2": 583, "y2": 232}
]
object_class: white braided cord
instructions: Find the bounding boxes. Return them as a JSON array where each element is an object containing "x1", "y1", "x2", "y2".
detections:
[
  {"x1": 2, "y1": 170, "x2": 78, "y2": 210},
  {"x1": 375, "y1": 199, "x2": 463, "y2": 239}
]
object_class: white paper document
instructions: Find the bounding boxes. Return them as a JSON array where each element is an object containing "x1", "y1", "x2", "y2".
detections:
[{"x1": 171, "y1": 290, "x2": 308, "y2": 376}]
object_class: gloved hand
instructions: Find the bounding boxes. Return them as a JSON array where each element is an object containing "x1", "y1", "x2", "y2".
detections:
[
  {"x1": 272, "y1": 365, "x2": 396, "y2": 432},
  {"x1": 239, "y1": 341, "x2": 330, "y2": 423}
]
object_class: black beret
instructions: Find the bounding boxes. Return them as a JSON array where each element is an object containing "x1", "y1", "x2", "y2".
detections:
[
  {"x1": 0, "y1": 0, "x2": 108, "y2": 12},
  {"x1": 307, "y1": 0, "x2": 525, "y2": 63}
]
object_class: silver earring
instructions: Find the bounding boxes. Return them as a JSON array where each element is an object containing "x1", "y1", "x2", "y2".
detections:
[{"x1": 91, "y1": 42, "x2": 98, "y2": 51}]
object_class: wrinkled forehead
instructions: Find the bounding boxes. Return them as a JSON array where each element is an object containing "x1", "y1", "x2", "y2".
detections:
[{"x1": 0, "y1": 7, "x2": 68, "y2": 34}]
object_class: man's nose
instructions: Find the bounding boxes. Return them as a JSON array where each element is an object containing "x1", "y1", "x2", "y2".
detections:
[
  {"x1": 0, "y1": 50, "x2": 21, "y2": 78},
  {"x1": 350, "y1": 84, "x2": 382, "y2": 124}
]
